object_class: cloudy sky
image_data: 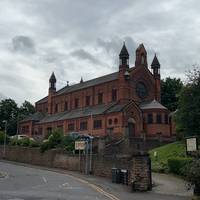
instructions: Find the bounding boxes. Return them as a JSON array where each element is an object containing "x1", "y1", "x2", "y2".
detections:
[{"x1": 0, "y1": 0, "x2": 200, "y2": 104}]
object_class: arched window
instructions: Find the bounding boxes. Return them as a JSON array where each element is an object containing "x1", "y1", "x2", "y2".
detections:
[{"x1": 108, "y1": 119, "x2": 112, "y2": 125}]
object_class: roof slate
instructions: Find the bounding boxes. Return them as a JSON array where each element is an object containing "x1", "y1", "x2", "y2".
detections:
[
  {"x1": 56, "y1": 72, "x2": 118, "y2": 95},
  {"x1": 139, "y1": 99, "x2": 167, "y2": 110},
  {"x1": 21, "y1": 112, "x2": 46, "y2": 122},
  {"x1": 151, "y1": 54, "x2": 160, "y2": 69},
  {"x1": 38, "y1": 102, "x2": 128, "y2": 124},
  {"x1": 36, "y1": 71, "x2": 119, "y2": 104}
]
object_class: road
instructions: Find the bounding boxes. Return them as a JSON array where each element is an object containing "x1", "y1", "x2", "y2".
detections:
[{"x1": 0, "y1": 161, "x2": 191, "y2": 200}]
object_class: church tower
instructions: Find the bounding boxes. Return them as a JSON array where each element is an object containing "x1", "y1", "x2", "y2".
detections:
[
  {"x1": 119, "y1": 42, "x2": 129, "y2": 70},
  {"x1": 118, "y1": 42, "x2": 130, "y2": 102},
  {"x1": 135, "y1": 43, "x2": 148, "y2": 67},
  {"x1": 151, "y1": 54, "x2": 161, "y2": 102},
  {"x1": 48, "y1": 72, "x2": 56, "y2": 114}
]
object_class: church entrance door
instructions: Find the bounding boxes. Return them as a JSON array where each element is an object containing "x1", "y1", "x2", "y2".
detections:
[{"x1": 128, "y1": 118, "x2": 136, "y2": 138}]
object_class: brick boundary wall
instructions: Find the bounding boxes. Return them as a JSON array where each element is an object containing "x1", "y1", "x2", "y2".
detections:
[{"x1": 0, "y1": 146, "x2": 152, "y2": 191}]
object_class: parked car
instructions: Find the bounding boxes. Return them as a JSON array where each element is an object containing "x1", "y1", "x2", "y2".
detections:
[{"x1": 10, "y1": 135, "x2": 35, "y2": 141}]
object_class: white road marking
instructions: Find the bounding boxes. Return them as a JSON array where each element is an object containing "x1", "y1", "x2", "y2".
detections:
[
  {"x1": 62, "y1": 182, "x2": 69, "y2": 187},
  {"x1": 42, "y1": 176, "x2": 47, "y2": 183}
]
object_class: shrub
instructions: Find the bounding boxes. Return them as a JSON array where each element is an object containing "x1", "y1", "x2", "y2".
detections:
[
  {"x1": 0, "y1": 131, "x2": 10, "y2": 145},
  {"x1": 48, "y1": 129, "x2": 64, "y2": 148},
  {"x1": 40, "y1": 129, "x2": 64, "y2": 152},
  {"x1": 10, "y1": 138, "x2": 21, "y2": 146},
  {"x1": 168, "y1": 157, "x2": 193, "y2": 175},
  {"x1": 29, "y1": 140, "x2": 40, "y2": 147},
  {"x1": 40, "y1": 141, "x2": 50, "y2": 153},
  {"x1": 20, "y1": 138, "x2": 30, "y2": 147},
  {"x1": 183, "y1": 159, "x2": 200, "y2": 196}
]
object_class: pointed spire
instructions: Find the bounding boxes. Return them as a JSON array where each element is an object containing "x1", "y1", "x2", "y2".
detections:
[
  {"x1": 119, "y1": 42, "x2": 129, "y2": 58},
  {"x1": 151, "y1": 54, "x2": 160, "y2": 69},
  {"x1": 136, "y1": 43, "x2": 147, "y2": 53},
  {"x1": 49, "y1": 72, "x2": 56, "y2": 82},
  {"x1": 135, "y1": 43, "x2": 148, "y2": 67},
  {"x1": 80, "y1": 77, "x2": 83, "y2": 83},
  {"x1": 49, "y1": 72, "x2": 56, "y2": 91}
]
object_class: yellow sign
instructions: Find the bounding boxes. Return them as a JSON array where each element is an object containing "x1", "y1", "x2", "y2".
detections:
[{"x1": 75, "y1": 141, "x2": 86, "y2": 150}]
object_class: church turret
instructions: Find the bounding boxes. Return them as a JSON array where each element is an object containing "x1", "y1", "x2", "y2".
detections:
[
  {"x1": 135, "y1": 43, "x2": 148, "y2": 67},
  {"x1": 80, "y1": 77, "x2": 83, "y2": 83},
  {"x1": 48, "y1": 72, "x2": 56, "y2": 114},
  {"x1": 118, "y1": 42, "x2": 130, "y2": 102},
  {"x1": 119, "y1": 42, "x2": 129, "y2": 70},
  {"x1": 151, "y1": 54, "x2": 160, "y2": 78},
  {"x1": 49, "y1": 72, "x2": 56, "y2": 92},
  {"x1": 151, "y1": 54, "x2": 161, "y2": 102}
]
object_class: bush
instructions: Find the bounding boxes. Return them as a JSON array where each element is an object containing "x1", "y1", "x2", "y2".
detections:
[
  {"x1": 19, "y1": 138, "x2": 30, "y2": 147},
  {"x1": 29, "y1": 140, "x2": 40, "y2": 147},
  {"x1": 48, "y1": 129, "x2": 64, "y2": 147},
  {"x1": 40, "y1": 141, "x2": 50, "y2": 153},
  {"x1": 40, "y1": 130, "x2": 75, "y2": 153},
  {"x1": 10, "y1": 138, "x2": 21, "y2": 146},
  {"x1": 40, "y1": 129, "x2": 64, "y2": 152},
  {"x1": 0, "y1": 131, "x2": 10, "y2": 144},
  {"x1": 183, "y1": 159, "x2": 200, "y2": 196},
  {"x1": 168, "y1": 157, "x2": 193, "y2": 175}
]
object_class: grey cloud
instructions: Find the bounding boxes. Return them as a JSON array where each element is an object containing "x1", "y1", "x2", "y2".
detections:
[
  {"x1": 0, "y1": 0, "x2": 200, "y2": 104},
  {"x1": 0, "y1": 92, "x2": 6, "y2": 100},
  {"x1": 12, "y1": 35, "x2": 35, "y2": 54},
  {"x1": 97, "y1": 36, "x2": 138, "y2": 66},
  {"x1": 70, "y1": 49, "x2": 104, "y2": 66}
]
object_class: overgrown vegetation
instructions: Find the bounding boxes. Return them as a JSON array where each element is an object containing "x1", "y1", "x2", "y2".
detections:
[
  {"x1": 40, "y1": 129, "x2": 75, "y2": 153},
  {"x1": 0, "y1": 128, "x2": 75, "y2": 153},
  {"x1": 168, "y1": 157, "x2": 192, "y2": 175},
  {"x1": 0, "y1": 131, "x2": 10, "y2": 145},
  {"x1": 183, "y1": 159, "x2": 200, "y2": 196},
  {"x1": 149, "y1": 141, "x2": 188, "y2": 173},
  {"x1": 0, "y1": 99, "x2": 35, "y2": 136},
  {"x1": 175, "y1": 68, "x2": 200, "y2": 137},
  {"x1": 161, "y1": 77, "x2": 183, "y2": 111}
]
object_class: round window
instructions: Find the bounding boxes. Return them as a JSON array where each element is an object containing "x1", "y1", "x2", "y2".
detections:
[{"x1": 136, "y1": 82, "x2": 148, "y2": 99}]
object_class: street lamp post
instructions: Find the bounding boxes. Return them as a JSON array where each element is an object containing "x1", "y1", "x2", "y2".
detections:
[{"x1": 2, "y1": 120, "x2": 7, "y2": 158}]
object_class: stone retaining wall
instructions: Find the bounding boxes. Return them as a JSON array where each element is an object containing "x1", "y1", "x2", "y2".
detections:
[{"x1": 0, "y1": 146, "x2": 151, "y2": 191}]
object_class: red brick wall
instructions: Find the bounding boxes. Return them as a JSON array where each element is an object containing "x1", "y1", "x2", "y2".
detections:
[
  {"x1": 19, "y1": 121, "x2": 33, "y2": 136},
  {"x1": 143, "y1": 109, "x2": 171, "y2": 137}
]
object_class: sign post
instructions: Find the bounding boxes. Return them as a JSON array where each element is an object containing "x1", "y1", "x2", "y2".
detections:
[
  {"x1": 186, "y1": 136, "x2": 198, "y2": 156},
  {"x1": 75, "y1": 141, "x2": 86, "y2": 172}
]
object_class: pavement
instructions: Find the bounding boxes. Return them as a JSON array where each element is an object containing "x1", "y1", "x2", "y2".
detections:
[
  {"x1": 152, "y1": 172, "x2": 193, "y2": 197},
  {"x1": 0, "y1": 160, "x2": 193, "y2": 200}
]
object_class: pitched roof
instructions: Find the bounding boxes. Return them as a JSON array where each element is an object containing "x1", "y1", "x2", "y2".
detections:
[
  {"x1": 38, "y1": 102, "x2": 129, "y2": 124},
  {"x1": 36, "y1": 71, "x2": 119, "y2": 104},
  {"x1": 151, "y1": 54, "x2": 160, "y2": 69},
  {"x1": 20, "y1": 112, "x2": 46, "y2": 122},
  {"x1": 139, "y1": 99, "x2": 167, "y2": 110},
  {"x1": 119, "y1": 43, "x2": 129, "y2": 58},
  {"x1": 136, "y1": 43, "x2": 147, "y2": 53},
  {"x1": 49, "y1": 72, "x2": 56, "y2": 82},
  {"x1": 56, "y1": 71, "x2": 118, "y2": 95}
]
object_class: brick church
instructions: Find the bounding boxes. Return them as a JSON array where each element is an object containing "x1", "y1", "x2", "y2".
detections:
[{"x1": 19, "y1": 43, "x2": 175, "y2": 140}]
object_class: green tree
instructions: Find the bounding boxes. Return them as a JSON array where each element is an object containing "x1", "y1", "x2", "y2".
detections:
[
  {"x1": 19, "y1": 100, "x2": 35, "y2": 120},
  {"x1": 176, "y1": 68, "x2": 200, "y2": 136},
  {"x1": 0, "y1": 99, "x2": 35, "y2": 136},
  {"x1": 0, "y1": 99, "x2": 18, "y2": 135},
  {"x1": 161, "y1": 77, "x2": 183, "y2": 111}
]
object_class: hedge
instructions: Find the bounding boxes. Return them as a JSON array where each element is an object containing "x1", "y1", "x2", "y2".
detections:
[{"x1": 168, "y1": 157, "x2": 193, "y2": 175}]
